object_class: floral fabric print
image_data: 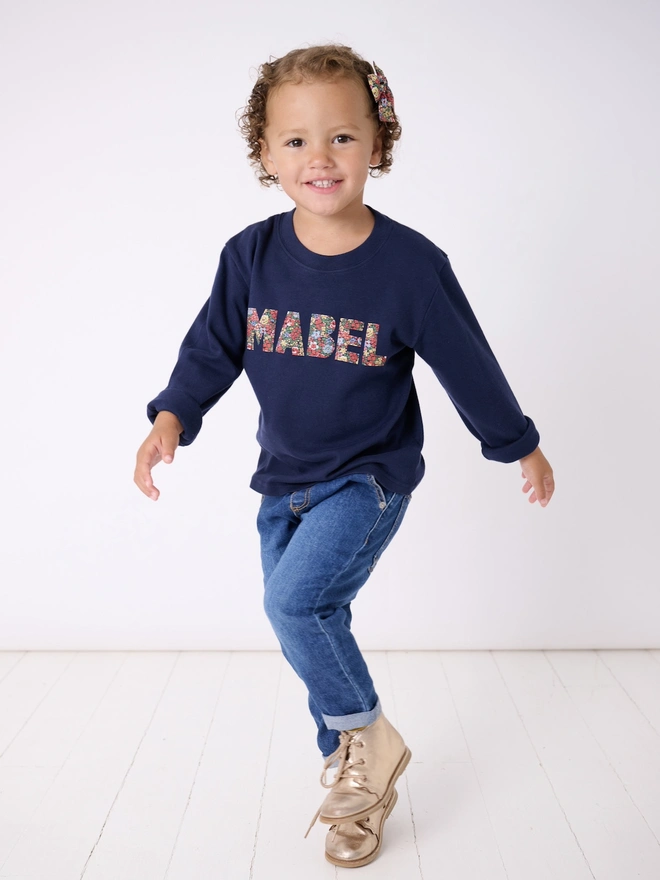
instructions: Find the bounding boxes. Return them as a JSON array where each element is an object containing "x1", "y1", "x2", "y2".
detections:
[
  {"x1": 307, "y1": 314, "x2": 337, "y2": 358},
  {"x1": 367, "y1": 63, "x2": 395, "y2": 124},
  {"x1": 275, "y1": 311, "x2": 305, "y2": 356},
  {"x1": 362, "y1": 323, "x2": 387, "y2": 367},
  {"x1": 246, "y1": 307, "x2": 277, "y2": 352},
  {"x1": 246, "y1": 308, "x2": 387, "y2": 366},
  {"x1": 335, "y1": 318, "x2": 365, "y2": 365}
]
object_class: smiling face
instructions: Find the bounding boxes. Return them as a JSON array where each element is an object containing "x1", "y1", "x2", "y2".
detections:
[{"x1": 259, "y1": 77, "x2": 382, "y2": 225}]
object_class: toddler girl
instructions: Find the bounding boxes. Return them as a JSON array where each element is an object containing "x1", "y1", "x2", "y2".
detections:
[{"x1": 134, "y1": 43, "x2": 554, "y2": 869}]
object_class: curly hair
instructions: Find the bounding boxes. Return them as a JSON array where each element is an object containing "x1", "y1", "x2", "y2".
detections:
[{"x1": 237, "y1": 44, "x2": 402, "y2": 187}]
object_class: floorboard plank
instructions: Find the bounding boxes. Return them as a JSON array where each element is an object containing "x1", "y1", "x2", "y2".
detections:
[
  {"x1": 543, "y1": 650, "x2": 660, "y2": 858},
  {"x1": 0, "y1": 652, "x2": 126, "y2": 865},
  {"x1": 441, "y1": 651, "x2": 595, "y2": 879},
  {"x1": 596, "y1": 650, "x2": 660, "y2": 733},
  {"x1": 0, "y1": 654, "x2": 25, "y2": 683},
  {"x1": 388, "y1": 651, "x2": 508, "y2": 879},
  {"x1": 0, "y1": 652, "x2": 178, "y2": 879},
  {"x1": 82, "y1": 651, "x2": 231, "y2": 879},
  {"x1": 0, "y1": 653, "x2": 77, "y2": 757},
  {"x1": 164, "y1": 652, "x2": 282, "y2": 880},
  {"x1": 250, "y1": 661, "x2": 335, "y2": 880}
]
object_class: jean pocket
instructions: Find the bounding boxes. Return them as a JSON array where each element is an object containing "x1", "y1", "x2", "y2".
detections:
[{"x1": 366, "y1": 474, "x2": 393, "y2": 510}]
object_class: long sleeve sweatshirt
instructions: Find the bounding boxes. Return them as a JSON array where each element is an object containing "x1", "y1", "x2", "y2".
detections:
[{"x1": 147, "y1": 207, "x2": 540, "y2": 495}]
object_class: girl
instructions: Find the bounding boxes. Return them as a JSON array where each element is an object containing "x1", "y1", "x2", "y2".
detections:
[{"x1": 134, "y1": 44, "x2": 554, "y2": 869}]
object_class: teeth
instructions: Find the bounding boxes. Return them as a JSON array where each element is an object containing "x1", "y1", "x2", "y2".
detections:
[{"x1": 310, "y1": 179, "x2": 337, "y2": 188}]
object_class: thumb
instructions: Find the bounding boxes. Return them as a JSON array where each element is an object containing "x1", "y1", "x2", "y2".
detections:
[{"x1": 161, "y1": 444, "x2": 176, "y2": 465}]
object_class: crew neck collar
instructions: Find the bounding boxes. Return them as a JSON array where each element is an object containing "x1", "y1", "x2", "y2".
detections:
[{"x1": 277, "y1": 206, "x2": 391, "y2": 271}]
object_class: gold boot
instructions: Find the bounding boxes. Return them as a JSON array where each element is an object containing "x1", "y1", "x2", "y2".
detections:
[
  {"x1": 304, "y1": 712, "x2": 411, "y2": 836},
  {"x1": 325, "y1": 788, "x2": 398, "y2": 868}
]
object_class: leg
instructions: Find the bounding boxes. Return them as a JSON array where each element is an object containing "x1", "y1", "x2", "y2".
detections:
[
  {"x1": 257, "y1": 474, "x2": 411, "y2": 757},
  {"x1": 257, "y1": 493, "x2": 340, "y2": 754}
]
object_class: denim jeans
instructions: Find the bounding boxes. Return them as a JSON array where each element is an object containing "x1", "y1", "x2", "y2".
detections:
[{"x1": 257, "y1": 473, "x2": 411, "y2": 758}]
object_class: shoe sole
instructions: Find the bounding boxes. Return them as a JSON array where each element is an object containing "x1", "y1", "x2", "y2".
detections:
[
  {"x1": 319, "y1": 746, "x2": 411, "y2": 826},
  {"x1": 325, "y1": 788, "x2": 399, "y2": 868}
]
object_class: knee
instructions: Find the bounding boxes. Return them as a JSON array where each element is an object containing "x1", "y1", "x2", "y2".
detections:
[
  {"x1": 263, "y1": 584, "x2": 307, "y2": 630},
  {"x1": 264, "y1": 585, "x2": 348, "y2": 640}
]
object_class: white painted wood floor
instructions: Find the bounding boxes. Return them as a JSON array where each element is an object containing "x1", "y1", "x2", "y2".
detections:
[{"x1": 1, "y1": 650, "x2": 659, "y2": 879}]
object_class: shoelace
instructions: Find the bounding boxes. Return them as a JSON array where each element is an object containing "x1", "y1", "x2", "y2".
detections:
[
  {"x1": 304, "y1": 730, "x2": 376, "y2": 838},
  {"x1": 328, "y1": 814, "x2": 377, "y2": 843}
]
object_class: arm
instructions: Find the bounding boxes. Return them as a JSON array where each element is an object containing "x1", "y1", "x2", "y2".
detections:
[
  {"x1": 145, "y1": 246, "x2": 249, "y2": 446},
  {"x1": 136, "y1": 247, "x2": 249, "y2": 499},
  {"x1": 415, "y1": 260, "x2": 539, "y2": 461},
  {"x1": 415, "y1": 260, "x2": 554, "y2": 504}
]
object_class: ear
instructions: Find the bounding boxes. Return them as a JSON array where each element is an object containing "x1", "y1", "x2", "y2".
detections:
[
  {"x1": 259, "y1": 138, "x2": 277, "y2": 177},
  {"x1": 370, "y1": 131, "x2": 384, "y2": 168}
]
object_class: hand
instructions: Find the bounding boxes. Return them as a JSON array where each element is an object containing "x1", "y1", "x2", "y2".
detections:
[
  {"x1": 133, "y1": 411, "x2": 183, "y2": 501},
  {"x1": 519, "y1": 447, "x2": 554, "y2": 507}
]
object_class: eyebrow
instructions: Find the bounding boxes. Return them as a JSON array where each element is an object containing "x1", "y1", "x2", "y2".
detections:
[{"x1": 276, "y1": 124, "x2": 362, "y2": 137}]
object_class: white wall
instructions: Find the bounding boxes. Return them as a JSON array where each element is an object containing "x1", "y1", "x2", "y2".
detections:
[{"x1": 2, "y1": 0, "x2": 658, "y2": 649}]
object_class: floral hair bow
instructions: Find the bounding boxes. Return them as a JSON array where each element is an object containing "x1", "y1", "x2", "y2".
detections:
[{"x1": 367, "y1": 62, "x2": 395, "y2": 123}]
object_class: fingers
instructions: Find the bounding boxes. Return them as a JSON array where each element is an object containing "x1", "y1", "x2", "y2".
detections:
[
  {"x1": 134, "y1": 436, "x2": 176, "y2": 501},
  {"x1": 134, "y1": 451, "x2": 160, "y2": 501},
  {"x1": 539, "y1": 473, "x2": 555, "y2": 507},
  {"x1": 520, "y1": 472, "x2": 554, "y2": 506},
  {"x1": 528, "y1": 474, "x2": 554, "y2": 507}
]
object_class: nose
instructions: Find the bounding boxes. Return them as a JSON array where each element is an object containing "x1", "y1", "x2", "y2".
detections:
[{"x1": 308, "y1": 142, "x2": 334, "y2": 169}]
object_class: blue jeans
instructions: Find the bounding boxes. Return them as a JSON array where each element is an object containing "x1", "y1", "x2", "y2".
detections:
[{"x1": 257, "y1": 473, "x2": 412, "y2": 758}]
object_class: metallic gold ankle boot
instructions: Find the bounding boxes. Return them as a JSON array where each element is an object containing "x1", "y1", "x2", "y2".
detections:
[
  {"x1": 325, "y1": 788, "x2": 398, "y2": 868},
  {"x1": 304, "y1": 712, "x2": 411, "y2": 836}
]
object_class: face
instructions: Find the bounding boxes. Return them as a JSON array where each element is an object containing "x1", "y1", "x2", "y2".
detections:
[{"x1": 260, "y1": 77, "x2": 382, "y2": 223}]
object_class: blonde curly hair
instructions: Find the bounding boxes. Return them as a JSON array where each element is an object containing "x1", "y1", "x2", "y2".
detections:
[{"x1": 237, "y1": 44, "x2": 402, "y2": 187}]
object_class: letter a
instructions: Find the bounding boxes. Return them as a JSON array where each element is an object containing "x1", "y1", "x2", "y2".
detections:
[{"x1": 275, "y1": 311, "x2": 305, "y2": 356}]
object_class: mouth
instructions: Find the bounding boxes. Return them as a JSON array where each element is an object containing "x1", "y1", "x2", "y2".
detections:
[{"x1": 305, "y1": 178, "x2": 342, "y2": 192}]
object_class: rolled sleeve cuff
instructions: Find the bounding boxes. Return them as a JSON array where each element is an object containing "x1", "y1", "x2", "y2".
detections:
[
  {"x1": 481, "y1": 416, "x2": 540, "y2": 464},
  {"x1": 146, "y1": 389, "x2": 203, "y2": 447}
]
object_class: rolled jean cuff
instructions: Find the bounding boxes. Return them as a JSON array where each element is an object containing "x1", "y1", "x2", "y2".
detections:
[{"x1": 322, "y1": 698, "x2": 382, "y2": 732}]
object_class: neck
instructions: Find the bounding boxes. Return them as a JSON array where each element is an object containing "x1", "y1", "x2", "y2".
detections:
[{"x1": 292, "y1": 203, "x2": 375, "y2": 256}]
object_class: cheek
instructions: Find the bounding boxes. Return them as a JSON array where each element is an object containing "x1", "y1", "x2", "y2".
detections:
[{"x1": 267, "y1": 147, "x2": 290, "y2": 167}]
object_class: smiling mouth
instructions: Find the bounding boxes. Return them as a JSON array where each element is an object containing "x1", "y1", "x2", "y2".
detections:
[{"x1": 307, "y1": 179, "x2": 340, "y2": 188}]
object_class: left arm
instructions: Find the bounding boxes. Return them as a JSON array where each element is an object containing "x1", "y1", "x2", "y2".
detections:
[{"x1": 414, "y1": 259, "x2": 554, "y2": 505}]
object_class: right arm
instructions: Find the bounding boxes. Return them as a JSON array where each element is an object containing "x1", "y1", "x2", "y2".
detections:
[
  {"x1": 135, "y1": 246, "x2": 249, "y2": 499},
  {"x1": 145, "y1": 247, "x2": 249, "y2": 445}
]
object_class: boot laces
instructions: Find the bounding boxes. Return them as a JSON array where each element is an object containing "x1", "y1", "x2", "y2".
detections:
[
  {"x1": 304, "y1": 730, "x2": 376, "y2": 838},
  {"x1": 321, "y1": 730, "x2": 368, "y2": 789},
  {"x1": 329, "y1": 816, "x2": 376, "y2": 843}
]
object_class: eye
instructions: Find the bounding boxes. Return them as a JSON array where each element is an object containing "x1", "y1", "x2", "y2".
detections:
[
  {"x1": 285, "y1": 138, "x2": 304, "y2": 148},
  {"x1": 334, "y1": 135, "x2": 354, "y2": 144}
]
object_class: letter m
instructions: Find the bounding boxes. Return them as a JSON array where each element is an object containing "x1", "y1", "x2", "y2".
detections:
[{"x1": 246, "y1": 308, "x2": 278, "y2": 352}]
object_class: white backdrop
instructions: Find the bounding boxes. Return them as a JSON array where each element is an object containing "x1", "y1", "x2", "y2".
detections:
[{"x1": 1, "y1": 0, "x2": 658, "y2": 649}]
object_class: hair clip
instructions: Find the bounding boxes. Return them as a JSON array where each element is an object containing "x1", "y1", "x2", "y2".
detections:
[{"x1": 367, "y1": 62, "x2": 395, "y2": 123}]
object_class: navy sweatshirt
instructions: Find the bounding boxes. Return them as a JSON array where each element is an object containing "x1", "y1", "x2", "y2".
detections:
[{"x1": 147, "y1": 207, "x2": 540, "y2": 495}]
